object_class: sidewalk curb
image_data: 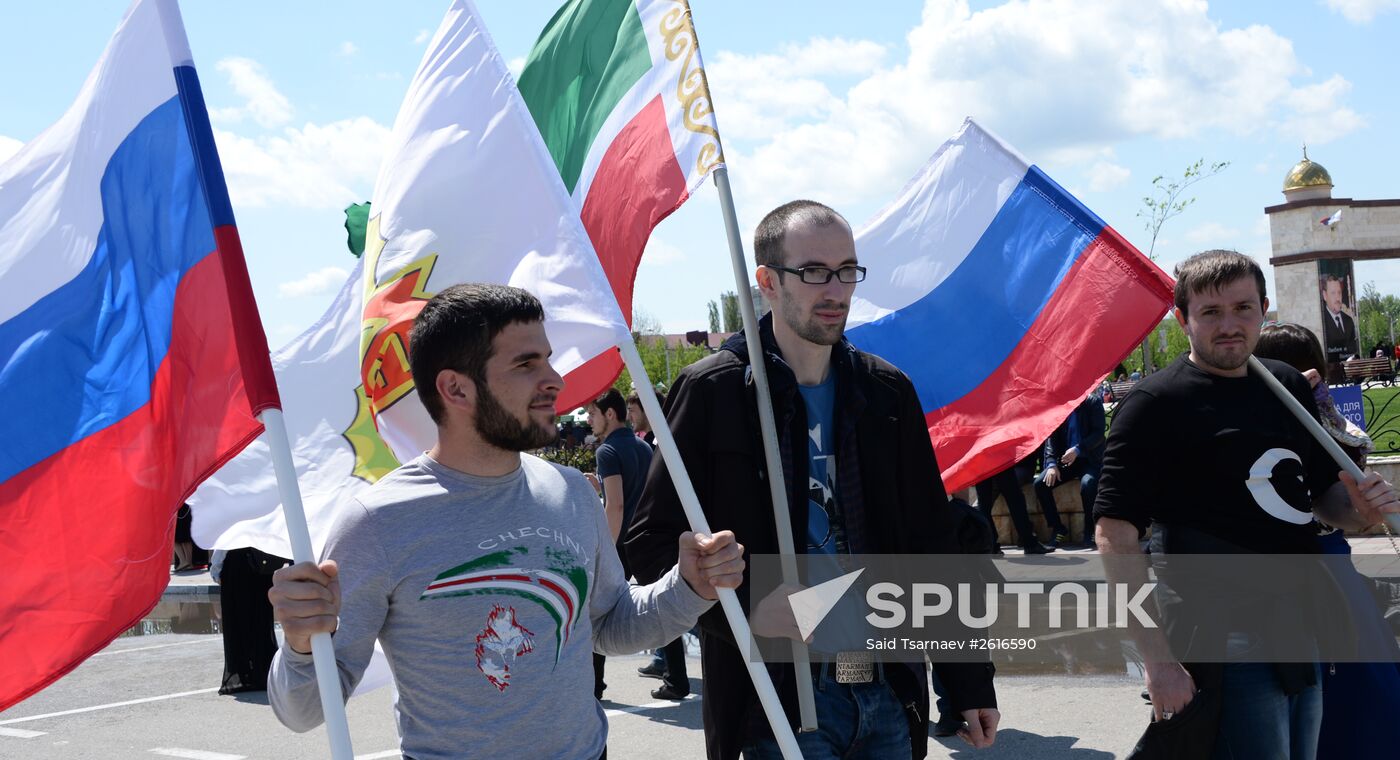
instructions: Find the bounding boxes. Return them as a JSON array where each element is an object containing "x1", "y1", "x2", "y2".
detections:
[{"x1": 163, "y1": 584, "x2": 220, "y2": 598}]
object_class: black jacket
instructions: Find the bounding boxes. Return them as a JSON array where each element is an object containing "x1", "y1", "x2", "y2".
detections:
[
  {"x1": 625, "y1": 316, "x2": 997, "y2": 760},
  {"x1": 1042, "y1": 389, "x2": 1106, "y2": 468}
]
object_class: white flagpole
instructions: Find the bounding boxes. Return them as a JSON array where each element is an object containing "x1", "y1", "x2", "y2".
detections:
[
  {"x1": 261, "y1": 409, "x2": 355, "y2": 759},
  {"x1": 1249, "y1": 356, "x2": 1400, "y2": 533},
  {"x1": 152, "y1": 4, "x2": 356, "y2": 756},
  {"x1": 617, "y1": 340, "x2": 804, "y2": 760},
  {"x1": 711, "y1": 166, "x2": 821, "y2": 732}
]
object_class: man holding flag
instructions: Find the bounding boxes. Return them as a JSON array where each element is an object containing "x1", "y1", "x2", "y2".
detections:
[
  {"x1": 627, "y1": 201, "x2": 1000, "y2": 759},
  {"x1": 1095, "y1": 249, "x2": 1400, "y2": 757},
  {"x1": 269, "y1": 283, "x2": 745, "y2": 759}
]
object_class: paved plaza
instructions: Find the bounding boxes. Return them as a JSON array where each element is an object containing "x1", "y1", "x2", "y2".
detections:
[
  {"x1": 0, "y1": 581, "x2": 1151, "y2": 760},
  {"x1": 0, "y1": 631, "x2": 1149, "y2": 759},
  {"x1": 22, "y1": 543, "x2": 1400, "y2": 759}
]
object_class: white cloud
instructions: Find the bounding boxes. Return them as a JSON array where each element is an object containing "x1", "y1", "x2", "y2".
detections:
[
  {"x1": 339, "y1": 41, "x2": 359, "y2": 57},
  {"x1": 1326, "y1": 0, "x2": 1400, "y2": 22},
  {"x1": 279, "y1": 266, "x2": 351, "y2": 298},
  {"x1": 1185, "y1": 221, "x2": 1241, "y2": 244},
  {"x1": 707, "y1": 38, "x2": 888, "y2": 142},
  {"x1": 214, "y1": 116, "x2": 391, "y2": 209},
  {"x1": 507, "y1": 57, "x2": 526, "y2": 80},
  {"x1": 212, "y1": 57, "x2": 293, "y2": 128},
  {"x1": 1278, "y1": 75, "x2": 1366, "y2": 144},
  {"x1": 1087, "y1": 161, "x2": 1131, "y2": 192},
  {"x1": 642, "y1": 238, "x2": 687, "y2": 266},
  {"x1": 713, "y1": 0, "x2": 1365, "y2": 218},
  {"x1": 0, "y1": 135, "x2": 22, "y2": 165},
  {"x1": 414, "y1": 29, "x2": 431, "y2": 45}
]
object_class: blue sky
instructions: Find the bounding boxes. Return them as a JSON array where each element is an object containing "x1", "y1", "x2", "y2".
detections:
[{"x1": 4, "y1": 0, "x2": 1399, "y2": 343}]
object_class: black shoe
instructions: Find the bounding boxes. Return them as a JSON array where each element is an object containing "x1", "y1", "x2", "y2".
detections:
[
  {"x1": 1046, "y1": 531, "x2": 1069, "y2": 549},
  {"x1": 990, "y1": 546, "x2": 1005, "y2": 556},
  {"x1": 1022, "y1": 543, "x2": 1054, "y2": 555},
  {"x1": 933, "y1": 713, "x2": 964, "y2": 737},
  {"x1": 637, "y1": 661, "x2": 666, "y2": 680},
  {"x1": 651, "y1": 683, "x2": 689, "y2": 700}
]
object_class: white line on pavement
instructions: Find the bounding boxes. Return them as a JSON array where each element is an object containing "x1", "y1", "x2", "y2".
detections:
[
  {"x1": 603, "y1": 696, "x2": 694, "y2": 717},
  {"x1": 0, "y1": 687, "x2": 220, "y2": 725},
  {"x1": 92, "y1": 638, "x2": 221, "y2": 657},
  {"x1": 0, "y1": 727, "x2": 46, "y2": 738},
  {"x1": 354, "y1": 751, "x2": 402, "y2": 759},
  {"x1": 149, "y1": 749, "x2": 246, "y2": 760}
]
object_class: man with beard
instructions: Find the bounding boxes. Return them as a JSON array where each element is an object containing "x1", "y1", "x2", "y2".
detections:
[
  {"x1": 266, "y1": 284, "x2": 745, "y2": 759},
  {"x1": 1095, "y1": 250, "x2": 1399, "y2": 758},
  {"x1": 625, "y1": 201, "x2": 999, "y2": 759}
]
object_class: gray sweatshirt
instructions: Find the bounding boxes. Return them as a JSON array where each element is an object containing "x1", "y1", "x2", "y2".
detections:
[{"x1": 269, "y1": 453, "x2": 712, "y2": 759}]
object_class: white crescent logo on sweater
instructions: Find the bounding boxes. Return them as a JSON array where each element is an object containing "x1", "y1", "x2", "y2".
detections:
[{"x1": 1245, "y1": 448, "x2": 1313, "y2": 525}]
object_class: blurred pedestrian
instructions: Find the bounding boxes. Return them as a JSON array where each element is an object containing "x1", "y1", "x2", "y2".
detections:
[{"x1": 211, "y1": 547, "x2": 288, "y2": 694}]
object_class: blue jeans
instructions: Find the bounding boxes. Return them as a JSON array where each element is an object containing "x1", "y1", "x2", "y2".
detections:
[
  {"x1": 1211, "y1": 662, "x2": 1322, "y2": 760},
  {"x1": 742, "y1": 665, "x2": 911, "y2": 760}
]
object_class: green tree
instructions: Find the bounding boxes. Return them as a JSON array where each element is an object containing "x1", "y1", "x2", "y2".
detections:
[
  {"x1": 1134, "y1": 158, "x2": 1229, "y2": 373},
  {"x1": 1358, "y1": 281, "x2": 1400, "y2": 352},
  {"x1": 707, "y1": 300, "x2": 721, "y2": 333},
  {"x1": 612, "y1": 334, "x2": 711, "y2": 396},
  {"x1": 720, "y1": 291, "x2": 742, "y2": 332}
]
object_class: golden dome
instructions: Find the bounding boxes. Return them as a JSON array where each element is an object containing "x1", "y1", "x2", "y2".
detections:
[{"x1": 1283, "y1": 147, "x2": 1333, "y2": 192}]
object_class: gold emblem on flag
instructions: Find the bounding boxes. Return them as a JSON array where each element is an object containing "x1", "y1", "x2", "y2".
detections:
[
  {"x1": 343, "y1": 384, "x2": 401, "y2": 483},
  {"x1": 358, "y1": 215, "x2": 439, "y2": 418},
  {"x1": 661, "y1": 1, "x2": 724, "y2": 176}
]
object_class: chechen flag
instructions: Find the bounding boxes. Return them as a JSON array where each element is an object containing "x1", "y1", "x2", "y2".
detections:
[
  {"x1": 518, "y1": 0, "x2": 726, "y2": 409},
  {"x1": 846, "y1": 120, "x2": 1175, "y2": 491},
  {"x1": 358, "y1": 0, "x2": 635, "y2": 459},
  {"x1": 0, "y1": 0, "x2": 277, "y2": 710}
]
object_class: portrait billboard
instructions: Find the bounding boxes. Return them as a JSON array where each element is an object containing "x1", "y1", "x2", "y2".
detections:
[{"x1": 1318, "y1": 259, "x2": 1359, "y2": 377}]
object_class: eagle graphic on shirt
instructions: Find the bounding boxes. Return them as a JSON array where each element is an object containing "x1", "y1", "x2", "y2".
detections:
[
  {"x1": 473, "y1": 604, "x2": 535, "y2": 692},
  {"x1": 420, "y1": 546, "x2": 589, "y2": 690}
]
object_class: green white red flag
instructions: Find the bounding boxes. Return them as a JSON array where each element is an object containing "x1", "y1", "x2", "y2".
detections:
[{"x1": 519, "y1": 0, "x2": 725, "y2": 407}]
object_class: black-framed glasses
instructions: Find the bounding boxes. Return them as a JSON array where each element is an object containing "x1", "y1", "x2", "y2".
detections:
[{"x1": 767, "y1": 264, "x2": 867, "y2": 284}]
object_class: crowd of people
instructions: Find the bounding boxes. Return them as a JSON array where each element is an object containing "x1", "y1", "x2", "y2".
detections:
[{"x1": 167, "y1": 199, "x2": 1400, "y2": 759}]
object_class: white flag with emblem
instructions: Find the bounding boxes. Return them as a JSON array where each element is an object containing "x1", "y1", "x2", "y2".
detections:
[{"x1": 191, "y1": 0, "x2": 633, "y2": 555}]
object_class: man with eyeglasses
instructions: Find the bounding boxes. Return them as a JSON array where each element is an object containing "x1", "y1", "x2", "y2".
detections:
[{"x1": 626, "y1": 200, "x2": 999, "y2": 760}]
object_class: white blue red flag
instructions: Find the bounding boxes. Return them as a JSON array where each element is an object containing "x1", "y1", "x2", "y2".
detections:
[
  {"x1": 846, "y1": 119, "x2": 1174, "y2": 491},
  {"x1": 0, "y1": 0, "x2": 278, "y2": 710}
]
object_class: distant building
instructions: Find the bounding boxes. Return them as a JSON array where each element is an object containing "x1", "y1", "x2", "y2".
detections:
[{"x1": 1267, "y1": 149, "x2": 1400, "y2": 379}]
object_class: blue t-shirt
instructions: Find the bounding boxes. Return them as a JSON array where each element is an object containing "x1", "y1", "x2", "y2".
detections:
[
  {"x1": 799, "y1": 377, "x2": 866, "y2": 652},
  {"x1": 595, "y1": 427, "x2": 653, "y2": 532},
  {"x1": 798, "y1": 377, "x2": 846, "y2": 555}
]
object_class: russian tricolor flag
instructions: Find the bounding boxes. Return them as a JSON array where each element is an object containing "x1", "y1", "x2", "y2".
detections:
[
  {"x1": 0, "y1": 0, "x2": 278, "y2": 709},
  {"x1": 846, "y1": 120, "x2": 1174, "y2": 491}
]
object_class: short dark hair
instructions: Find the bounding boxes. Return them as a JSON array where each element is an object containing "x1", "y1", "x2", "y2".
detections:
[
  {"x1": 590, "y1": 388, "x2": 627, "y2": 424},
  {"x1": 1173, "y1": 249, "x2": 1267, "y2": 317},
  {"x1": 408, "y1": 283, "x2": 544, "y2": 424},
  {"x1": 753, "y1": 200, "x2": 850, "y2": 269},
  {"x1": 1255, "y1": 323, "x2": 1327, "y2": 376}
]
